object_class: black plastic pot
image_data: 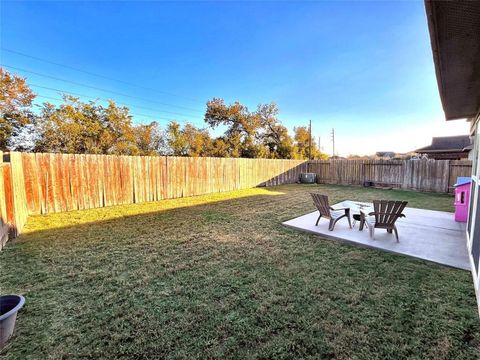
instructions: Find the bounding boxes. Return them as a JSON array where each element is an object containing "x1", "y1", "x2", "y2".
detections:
[{"x1": 0, "y1": 295, "x2": 25, "y2": 349}]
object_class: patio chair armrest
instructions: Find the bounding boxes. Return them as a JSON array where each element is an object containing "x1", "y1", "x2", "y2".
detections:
[
  {"x1": 330, "y1": 207, "x2": 349, "y2": 211},
  {"x1": 359, "y1": 207, "x2": 374, "y2": 214}
]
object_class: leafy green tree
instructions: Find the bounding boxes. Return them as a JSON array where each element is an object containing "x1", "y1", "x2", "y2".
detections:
[
  {"x1": 35, "y1": 96, "x2": 103, "y2": 153},
  {"x1": 166, "y1": 121, "x2": 214, "y2": 157},
  {"x1": 166, "y1": 121, "x2": 189, "y2": 156},
  {"x1": 134, "y1": 121, "x2": 163, "y2": 156},
  {"x1": 34, "y1": 96, "x2": 143, "y2": 155},
  {"x1": 182, "y1": 123, "x2": 213, "y2": 157},
  {"x1": 256, "y1": 103, "x2": 295, "y2": 159},
  {"x1": 204, "y1": 98, "x2": 295, "y2": 158},
  {"x1": 208, "y1": 137, "x2": 230, "y2": 157},
  {"x1": 204, "y1": 98, "x2": 264, "y2": 158},
  {"x1": 2, "y1": 68, "x2": 329, "y2": 160},
  {"x1": 99, "y1": 100, "x2": 139, "y2": 155},
  {"x1": 0, "y1": 68, "x2": 36, "y2": 150},
  {"x1": 293, "y1": 126, "x2": 327, "y2": 160}
]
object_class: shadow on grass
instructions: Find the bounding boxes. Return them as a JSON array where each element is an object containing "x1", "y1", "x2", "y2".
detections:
[{"x1": 1, "y1": 184, "x2": 477, "y2": 359}]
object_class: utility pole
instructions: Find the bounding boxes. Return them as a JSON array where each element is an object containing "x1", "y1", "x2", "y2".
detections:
[
  {"x1": 318, "y1": 136, "x2": 321, "y2": 153},
  {"x1": 331, "y1": 128, "x2": 335, "y2": 158},
  {"x1": 308, "y1": 120, "x2": 312, "y2": 160}
]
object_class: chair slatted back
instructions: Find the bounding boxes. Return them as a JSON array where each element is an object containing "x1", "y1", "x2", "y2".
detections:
[
  {"x1": 373, "y1": 200, "x2": 407, "y2": 227},
  {"x1": 311, "y1": 194, "x2": 332, "y2": 219}
]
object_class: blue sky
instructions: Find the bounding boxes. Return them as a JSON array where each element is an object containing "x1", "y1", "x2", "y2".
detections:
[{"x1": 1, "y1": 1, "x2": 469, "y2": 155}]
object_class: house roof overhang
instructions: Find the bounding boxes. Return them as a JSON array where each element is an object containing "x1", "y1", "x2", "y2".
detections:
[
  {"x1": 414, "y1": 135, "x2": 471, "y2": 152},
  {"x1": 425, "y1": 1, "x2": 480, "y2": 120},
  {"x1": 416, "y1": 149, "x2": 469, "y2": 154}
]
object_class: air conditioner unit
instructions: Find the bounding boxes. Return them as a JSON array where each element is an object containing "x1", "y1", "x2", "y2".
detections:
[{"x1": 300, "y1": 173, "x2": 317, "y2": 184}]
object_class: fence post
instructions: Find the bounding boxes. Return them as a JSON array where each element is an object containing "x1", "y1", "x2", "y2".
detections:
[
  {"x1": 3, "y1": 153, "x2": 28, "y2": 238},
  {"x1": 402, "y1": 160, "x2": 411, "y2": 190},
  {"x1": 0, "y1": 151, "x2": 10, "y2": 249},
  {"x1": 446, "y1": 160, "x2": 451, "y2": 193}
]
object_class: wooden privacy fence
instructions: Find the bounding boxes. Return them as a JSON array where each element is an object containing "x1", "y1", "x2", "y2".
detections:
[
  {"x1": 0, "y1": 152, "x2": 473, "y2": 248},
  {"x1": 0, "y1": 152, "x2": 29, "y2": 249},
  {"x1": 19, "y1": 153, "x2": 307, "y2": 216},
  {"x1": 308, "y1": 159, "x2": 472, "y2": 192}
]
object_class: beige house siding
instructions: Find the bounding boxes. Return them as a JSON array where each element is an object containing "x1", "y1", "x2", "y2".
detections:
[{"x1": 467, "y1": 111, "x2": 480, "y2": 314}]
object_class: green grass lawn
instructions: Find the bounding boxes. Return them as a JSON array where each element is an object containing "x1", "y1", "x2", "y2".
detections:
[{"x1": 1, "y1": 184, "x2": 479, "y2": 359}]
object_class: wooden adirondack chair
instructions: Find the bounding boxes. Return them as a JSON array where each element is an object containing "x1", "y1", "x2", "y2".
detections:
[
  {"x1": 310, "y1": 193, "x2": 351, "y2": 231},
  {"x1": 359, "y1": 200, "x2": 408, "y2": 242}
]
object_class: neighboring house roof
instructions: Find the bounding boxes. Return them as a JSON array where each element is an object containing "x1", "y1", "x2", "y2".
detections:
[
  {"x1": 375, "y1": 151, "x2": 396, "y2": 158},
  {"x1": 416, "y1": 135, "x2": 472, "y2": 153},
  {"x1": 424, "y1": 1, "x2": 480, "y2": 120}
]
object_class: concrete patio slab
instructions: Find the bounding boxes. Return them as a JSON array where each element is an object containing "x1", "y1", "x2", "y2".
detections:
[{"x1": 282, "y1": 202, "x2": 469, "y2": 270}]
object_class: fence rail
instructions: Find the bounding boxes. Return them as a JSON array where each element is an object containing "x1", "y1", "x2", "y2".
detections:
[{"x1": 0, "y1": 152, "x2": 473, "y2": 248}]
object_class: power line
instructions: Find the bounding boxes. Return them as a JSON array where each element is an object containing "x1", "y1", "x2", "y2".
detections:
[
  {"x1": 1, "y1": 64, "x2": 204, "y2": 114},
  {"x1": 2, "y1": 47, "x2": 200, "y2": 103},
  {"x1": 35, "y1": 94, "x2": 172, "y2": 121},
  {"x1": 34, "y1": 94, "x2": 203, "y2": 126},
  {"x1": 30, "y1": 83, "x2": 202, "y2": 119}
]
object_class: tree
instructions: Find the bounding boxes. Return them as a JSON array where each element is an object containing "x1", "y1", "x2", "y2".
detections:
[
  {"x1": 99, "y1": 100, "x2": 139, "y2": 155},
  {"x1": 182, "y1": 123, "x2": 213, "y2": 157},
  {"x1": 34, "y1": 96, "x2": 104, "y2": 154},
  {"x1": 134, "y1": 121, "x2": 163, "y2": 156},
  {"x1": 293, "y1": 126, "x2": 310, "y2": 159},
  {"x1": 204, "y1": 98, "x2": 264, "y2": 158},
  {"x1": 2, "y1": 68, "x2": 329, "y2": 160},
  {"x1": 293, "y1": 126, "x2": 327, "y2": 160},
  {"x1": 0, "y1": 68, "x2": 36, "y2": 150},
  {"x1": 165, "y1": 121, "x2": 214, "y2": 157},
  {"x1": 165, "y1": 121, "x2": 189, "y2": 156},
  {"x1": 34, "y1": 96, "x2": 144, "y2": 155},
  {"x1": 204, "y1": 98, "x2": 295, "y2": 158},
  {"x1": 256, "y1": 103, "x2": 295, "y2": 159},
  {"x1": 208, "y1": 137, "x2": 230, "y2": 157}
]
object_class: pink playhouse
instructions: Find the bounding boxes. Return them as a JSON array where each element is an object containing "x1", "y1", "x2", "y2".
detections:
[{"x1": 454, "y1": 177, "x2": 472, "y2": 223}]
